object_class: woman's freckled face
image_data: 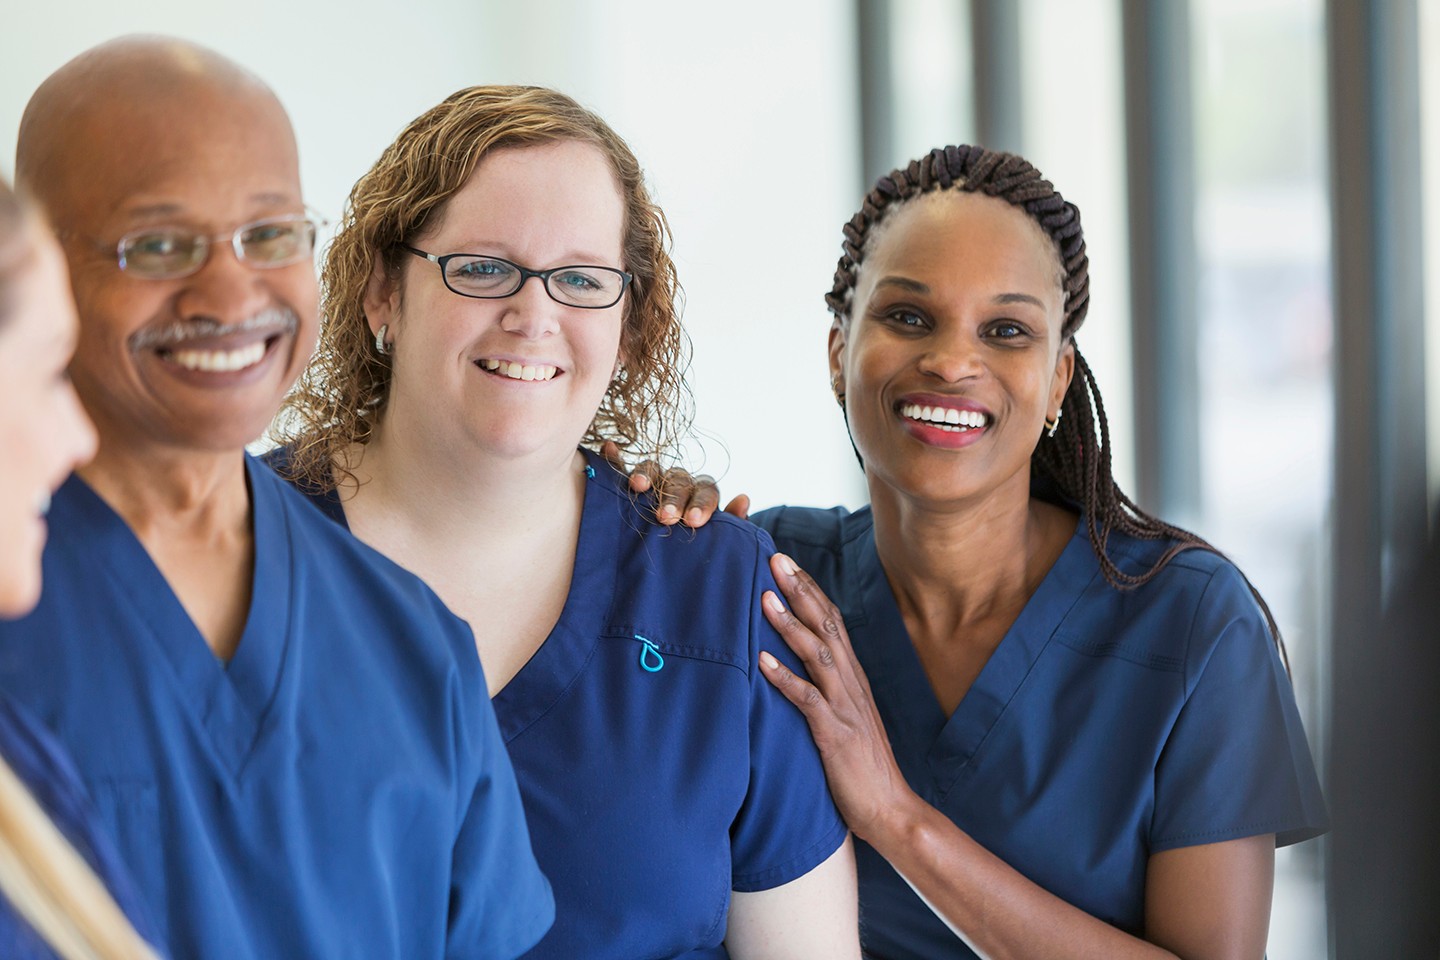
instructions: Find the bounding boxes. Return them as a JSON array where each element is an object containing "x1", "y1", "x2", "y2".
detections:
[
  {"x1": 379, "y1": 140, "x2": 627, "y2": 462},
  {"x1": 0, "y1": 225, "x2": 98, "y2": 617},
  {"x1": 833, "y1": 191, "x2": 1073, "y2": 507}
]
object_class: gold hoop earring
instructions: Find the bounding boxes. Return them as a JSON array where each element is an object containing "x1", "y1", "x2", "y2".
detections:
[
  {"x1": 1045, "y1": 408, "x2": 1063, "y2": 438},
  {"x1": 831, "y1": 373, "x2": 846, "y2": 410}
]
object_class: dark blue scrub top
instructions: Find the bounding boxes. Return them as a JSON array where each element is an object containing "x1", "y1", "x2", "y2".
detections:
[
  {"x1": 0, "y1": 458, "x2": 553, "y2": 960},
  {"x1": 0, "y1": 696, "x2": 166, "y2": 959},
  {"x1": 753, "y1": 505, "x2": 1327, "y2": 960},
  {"x1": 281, "y1": 449, "x2": 848, "y2": 960}
]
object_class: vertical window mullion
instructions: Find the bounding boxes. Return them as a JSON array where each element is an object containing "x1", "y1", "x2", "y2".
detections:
[{"x1": 1121, "y1": 0, "x2": 1203, "y2": 523}]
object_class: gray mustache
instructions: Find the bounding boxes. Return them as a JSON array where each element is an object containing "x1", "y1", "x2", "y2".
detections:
[{"x1": 129, "y1": 307, "x2": 300, "y2": 352}]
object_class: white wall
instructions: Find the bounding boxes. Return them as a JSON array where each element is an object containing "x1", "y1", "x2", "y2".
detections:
[{"x1": 1, "y1": 0, "x2": 867, "y2": 512}]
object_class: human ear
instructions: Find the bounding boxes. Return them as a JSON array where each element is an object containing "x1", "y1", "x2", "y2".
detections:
[
  {"x1": 363, "y1": 251, "x2": 401, "y2": 339},
  {"x1": 1050, "y1": 338, "x2": 1076, "y2": 412},
  {"x1": 827, "y1": 320, "x2": 848, "y2": 395}
]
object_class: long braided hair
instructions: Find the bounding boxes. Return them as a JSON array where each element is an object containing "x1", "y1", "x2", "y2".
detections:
[{"x1": 828, "y1": 146, "x2": 1278, "y2": 637}]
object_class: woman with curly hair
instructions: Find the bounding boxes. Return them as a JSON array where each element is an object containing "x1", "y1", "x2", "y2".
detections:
[
  {"x1": 748, "y1": 145, "x2": 1327, "y2": 959},
  {"x1": 272, "y1": 86, "x2": 858, "y2": 959}
]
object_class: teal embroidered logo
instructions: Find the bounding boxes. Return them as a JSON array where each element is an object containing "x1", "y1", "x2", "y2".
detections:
[{"x1": 634, "y1": 634, "x2": 665, "y2": 673}]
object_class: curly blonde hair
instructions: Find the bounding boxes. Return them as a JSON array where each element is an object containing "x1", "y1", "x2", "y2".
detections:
[{"x1": 276, "y1": 85, "x2": 691, "y2": 492}]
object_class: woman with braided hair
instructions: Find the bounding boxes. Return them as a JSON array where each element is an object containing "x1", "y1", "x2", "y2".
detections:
[{"x1": 748, "y1": 145, "x2": 1326, "y2": 959}]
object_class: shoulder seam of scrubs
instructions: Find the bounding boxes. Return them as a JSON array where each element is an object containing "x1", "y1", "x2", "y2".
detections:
[{"x1": 1181, "y1": 566, "x2": 1225, "y2": 694}]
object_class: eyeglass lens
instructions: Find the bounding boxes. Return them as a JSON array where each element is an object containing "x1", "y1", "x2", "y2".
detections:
[
  {"x1": 442, "y1": 256, "x2": 625, "y2": 308},
  {"x1": 119, "y1": 218, "x2": 317, "y2": 279}
]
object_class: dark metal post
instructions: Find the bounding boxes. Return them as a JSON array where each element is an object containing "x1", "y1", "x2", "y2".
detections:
[
  {"x1": 1326, "y1": 0, "x2": 1433, "y2": 952},
  {"x1": 969, "y1": 0, "x2": 1023, "y2": 153},
  {"x1": 1120, "y1": 0, "x2": 1201, "y2": 520},
  {"x1": 856, "y1": 0, "x2": 896, "y2": 190}
]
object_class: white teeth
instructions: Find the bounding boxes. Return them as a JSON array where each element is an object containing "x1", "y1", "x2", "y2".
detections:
[
  {"x1": 478, "y1": 359, "x2": 558, "y2": 382},
  {"x1": 169, "y1": 341, "x2": 267, "y2": 373},
  {"x1": 901, "y1": 403, "x2": 988, "y2": 431}
]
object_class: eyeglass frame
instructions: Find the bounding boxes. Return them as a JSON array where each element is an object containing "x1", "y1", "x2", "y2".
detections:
[
  {"x1": 401, "y1": 244, "x2": 634, "y2": 310},
  {"x1": 89, "y1": 211, "x2": 328, "y2": 280}
]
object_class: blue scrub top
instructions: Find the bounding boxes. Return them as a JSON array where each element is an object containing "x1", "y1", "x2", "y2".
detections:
[
  {"x1": 753, "y1": 505, "x2": 1327, "y2": 960},
  {"x1": 282, "y1": 449, "x2": 848, "y2": 960},
  {"x1": 0, "y1": 695, "x2": 166, "y2": 959},
  {"x1": 0, "y1": 457, "x2": 553, "y2": 960}
]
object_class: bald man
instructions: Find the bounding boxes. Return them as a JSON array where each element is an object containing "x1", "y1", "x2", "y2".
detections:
[{"x1": 0, "y1": 37, "x2": 553, "y2": 959}]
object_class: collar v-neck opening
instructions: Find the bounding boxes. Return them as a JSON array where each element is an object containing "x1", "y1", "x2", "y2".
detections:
[
  {"x1": 842, "y1": 510, "x2": 1097, "y2": 802},
  {"x1": 491, "y1": 449, "x2": 621, "y2": 743},
  {"x1": 55, "y1": 459, "x2": 295, "y2": 779}
]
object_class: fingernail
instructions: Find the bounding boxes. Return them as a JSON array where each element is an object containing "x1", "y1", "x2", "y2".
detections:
[
  {"x1": 660, "y1": 503, "x2": 678, "y2": 519},
  {"x1": 764, "y1": 591, "x2": 786, "y2": 614},
  {"x1": 685, "y1": 508, "x2": 703, "y2": 526},
  {"x1": 759, "y1": 651, "x2": 780, "y2": 670},
  {"x1": 776, "y1": 553, "x2": 798, "y2": 577}
]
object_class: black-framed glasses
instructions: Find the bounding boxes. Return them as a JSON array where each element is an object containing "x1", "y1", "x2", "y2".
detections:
[
  {"x1": 110, "y1": 213, "x2": 324, "y2": 280},
  {"x1": 402, "y1": 245, "x2": 632, "y2": 310}
]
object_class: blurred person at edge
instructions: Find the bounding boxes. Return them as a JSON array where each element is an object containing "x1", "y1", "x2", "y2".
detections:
[
  {"x1": 0, "y1": 37, "x2": 553, "y2": 960},
  {"x1": 740, "y1": 146, "x2": 1327, "y2": 960},
  {"x1": 0, "y1": 175, "x2": 165, "y2": 960},
  {"x1": 270, "y1": 85, "x2": 859, "y2": 959}
]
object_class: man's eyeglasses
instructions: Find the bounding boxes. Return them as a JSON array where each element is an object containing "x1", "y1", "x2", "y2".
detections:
[
  {"x1": 402, "y1": 245, "x2": 632, "y2": 310},
  {"x1": 110, "y1": 214, "x2": 323, "y2": 280}
]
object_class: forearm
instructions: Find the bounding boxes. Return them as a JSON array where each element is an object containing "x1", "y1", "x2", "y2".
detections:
[
  {"x1": 758, "y1": 557, "x2": 1274, "y2": 960},
  {"x1": 873, "y1": 796, "x2": 1179, "y2": 960}
]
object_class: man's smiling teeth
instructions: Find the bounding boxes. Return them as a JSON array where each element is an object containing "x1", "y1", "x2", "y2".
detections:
[
  {"x1": 902, "y1": 403, "x2": 989, "y2": 431},
  {"x1": 479, "y1": 358, "x2": 558, "y2": 382},
  {"x1": 168, "y1": 342, "x2": 267, "y2": 373}
]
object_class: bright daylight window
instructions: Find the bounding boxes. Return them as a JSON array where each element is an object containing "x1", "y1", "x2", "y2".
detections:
[
  {"x1": 887, "y1": 0, "x2": 976, "y2": 172},
  {"x1": 1019, "y1": 0, "x2": 1135, "y2": 494},
  {"x1": 1191, "y1": 1, "x2": 1331, "y2": 956},
  {"x1": 1422, "y1": 0, "x2": 1440, "y2": 511}
]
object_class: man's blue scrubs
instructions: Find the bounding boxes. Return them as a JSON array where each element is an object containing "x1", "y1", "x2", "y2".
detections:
[
  {"x1": 286, "y1": 449, "x2": 848, "y2": 959},
  {"x1": 0, "y1": 457, "x2": 553, "y2": 960},
  {"x1": 754, "y1": 505, "x2": 1327, "y2": 960}
]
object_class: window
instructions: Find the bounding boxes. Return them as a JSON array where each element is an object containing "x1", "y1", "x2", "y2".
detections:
[
  {"x1": 1191, "y1": 1, "x2": 1331, "y2": 955},
  {"x1": 1422, "y1": 0, "x2": 1440, "y2": 510},
  {"x1": 1020, "y1": 0, "x2": 1136, "y2": 493}
]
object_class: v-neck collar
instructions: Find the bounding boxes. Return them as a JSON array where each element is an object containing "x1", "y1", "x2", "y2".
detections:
[
  {"x1": 490, "y1": 449, "x2": 619, "y2": 743},
  {"x1": 839, "y1": 509, "x2": 1098, "y2": 803},
  {"x1": 299, "y1": 447, "x2": 618, "y2": 743},
  {"x1": 53, "y1": 457, "x2": 294, "y2": 779}
]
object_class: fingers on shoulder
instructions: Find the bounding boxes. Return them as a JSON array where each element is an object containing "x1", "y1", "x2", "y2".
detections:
[{"x1": 760, "y1": 650, "x2": 828, "y2": 710}]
